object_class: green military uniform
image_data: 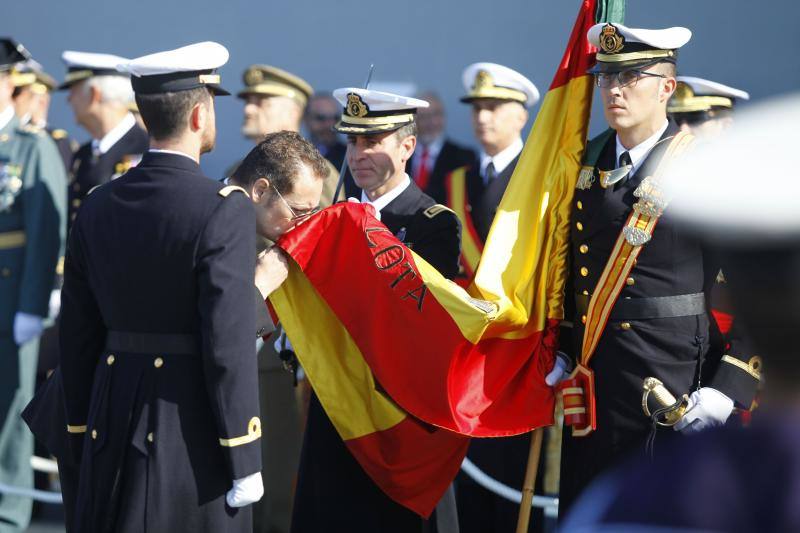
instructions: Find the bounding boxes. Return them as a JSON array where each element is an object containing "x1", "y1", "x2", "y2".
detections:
[{"x1": 0, "y1": 46, "x2": 67, "y2": 529}]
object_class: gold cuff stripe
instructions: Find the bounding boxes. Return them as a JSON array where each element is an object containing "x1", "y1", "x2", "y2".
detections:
[
  {"x1": 721, "y1": 354, "x2": 762, "y2": 381},
  {"x1": 64, "y1": 70, "x2": 93, "y2": 84},
  {"x1": 464, "y1": 86, "x2": 528, "y2": 103},
  {"x1": 563, "y1": 407, "x2": 587, "y2": 416},
  {"x1": 340, "y1": 113, "x2": 415, "y2": 126},
  {"x1": 67, "y1": 424, "x2": 87, "y2": 434},
  {"x1": 596, "y1": 50, "x2": 675, "y2": 63},
  {"x1": 0, "y1": 231, "x2": 26, "y2": 250},
  {"x1": 219, "y1": 417, "x2": 261, "y2": 447},
  {"x1": 668, "y1": 96, "x2": 734, "y2": 113},
  {"x1": 560, "y1": 387, "x2": 584, "y2": 396},
  {"x1": 198, "y1": 74, "x2": 221, "y2": 85}
]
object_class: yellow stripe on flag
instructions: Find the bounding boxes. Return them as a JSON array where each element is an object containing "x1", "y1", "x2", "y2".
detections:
[{"x1": 270, "y1": 261, "x2": 406, "y2": 440}]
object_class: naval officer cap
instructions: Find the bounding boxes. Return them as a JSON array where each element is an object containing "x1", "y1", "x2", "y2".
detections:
[
  {"x1": 118, "y1": 42, "x2": 230, "y2": 96},
  {"x1": 587, "y1": 23, "x2": 691, "y2": 73},
  {"x1": 0, "y1": 37, "x2": 31, "y2": 72},
  {"x1": 332, "y1": 88, "x2": 428, "y2": 135},
  {"x1": 238, "y1": 65, "x2": 313, "y2": 107},
  {"x1": 59, "y1": 50, "x2": 130, "y2": 90},
  {"x1": 460, "y1": 62, "x2": 539, "y2": 108},
  {"x1": 668, "y1": 76, "x2": 750, "y2": 114}
]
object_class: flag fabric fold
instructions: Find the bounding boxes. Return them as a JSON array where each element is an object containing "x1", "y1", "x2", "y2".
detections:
[{"x1": 270, "y1": 0, "x2": 602, "y2": 516}]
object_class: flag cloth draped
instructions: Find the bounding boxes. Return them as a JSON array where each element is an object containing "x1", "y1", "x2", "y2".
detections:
[{"x1": 270, "y1": 0, "x2": 609, "y2": 517}]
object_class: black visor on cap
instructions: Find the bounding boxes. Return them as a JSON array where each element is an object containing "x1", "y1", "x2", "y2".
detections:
[{"x1": 131, "y1": 69, "x2": 230, "y2": 96}]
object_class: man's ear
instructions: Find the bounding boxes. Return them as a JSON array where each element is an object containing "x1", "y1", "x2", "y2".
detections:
[
  {"x1": 190, "y1": 100, "x2": 207, "y2": 132},
  {"x1": 660, "y1": 76, "x2": 677, "y2": 103},
  {"x1": 252, "y1": 177, "x2": 270, "y2": 202},
  {"x1": 400, "y1": 134, "x2": 417, "y2": 164},
  {"x1": 89, "y1": 85, "x2": 103, "y2": 105}
]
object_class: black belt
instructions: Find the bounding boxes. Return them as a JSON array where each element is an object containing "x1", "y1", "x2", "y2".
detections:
[
  {"x1": 105, "y1": 331, "x2": 198, "y2": 355},
  {"x1": 574, "y1": 292, "x2": 706, "y2": 320}
]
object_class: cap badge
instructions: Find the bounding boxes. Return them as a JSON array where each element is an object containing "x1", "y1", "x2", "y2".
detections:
[
  {"x1": 346, "y1": 93, "x2": 369, "y2": 118},
  {"x1": 474, "y1": 70, "x2": 494, "y2": 92},
  {"x1": 599, "y1": 24, "x2": 625, "y2": 54},
  {"x1": 245, "y1": 68, "x2": 264, "y2": 87}
]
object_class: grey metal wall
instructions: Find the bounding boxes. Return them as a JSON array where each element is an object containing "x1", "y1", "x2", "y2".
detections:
[{"x1": 10, "y1": 0, "x2": 800, "y2": 180}]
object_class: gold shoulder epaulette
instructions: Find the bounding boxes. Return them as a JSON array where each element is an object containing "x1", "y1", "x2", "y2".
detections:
[
  {"x1": 218, "y1": 185, "x2": 249, "y2": 198},
  {"x1": 19, "y1": 124, "x2": 43, "y2": 136},
  {"x1": 423, "y1": 204, "x2": 455, "y2": 219},
  {"x1": 51, "y1": 129, "x2": 68, "y2": 140}
]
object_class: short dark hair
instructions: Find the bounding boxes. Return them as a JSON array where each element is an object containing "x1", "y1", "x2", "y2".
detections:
[
  {"x1": 135, "y1": 87, "x2": 210, "y2": 140},
  {"x1": 395, "y1": 120, "x2": 418, "y2": 141},
  {"x1": 232, "y1": 131, "x2": 329, "y2": 194}
]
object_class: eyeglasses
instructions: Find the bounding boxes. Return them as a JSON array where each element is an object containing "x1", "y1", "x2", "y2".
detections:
[
  {"x1": 595, "y1": 69, "x2": 667, "y2": 89},
  {"x1": 272, "y1": 185, "x2": 320, "y2": 222}
]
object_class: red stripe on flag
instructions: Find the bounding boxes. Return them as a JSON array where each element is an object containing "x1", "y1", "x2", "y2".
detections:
[
  {"x1": 345, "y1": 417, "x2": 469, "y2": 518},
  {"x1": 549, "y1": 0, "x2": 597, "y2": 90}
]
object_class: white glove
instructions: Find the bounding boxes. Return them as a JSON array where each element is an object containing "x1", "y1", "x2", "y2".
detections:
[
  {"x1": 226, "y1": 471, "x2": 264, "y2": 508},
  {"x1": 674, "y1": 387, "x2": 734, "y2": 434},
  {"x1": 48, "y1": 289, "x2": 62, "y2": 319},
  {"x1": 545, "y1": 351, "x2": 572, "y2": 387},
  {"x1": 13, "y1": 312, "x2": 45, "y2": 345},
  {"x1": 273, "y1": 332, "x2": 294, "y2": 354}
]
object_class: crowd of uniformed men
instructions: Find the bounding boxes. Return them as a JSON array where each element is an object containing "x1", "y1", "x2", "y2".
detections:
[{"x1": 0, "y1": 17, "x2": 771, "y2": 533}]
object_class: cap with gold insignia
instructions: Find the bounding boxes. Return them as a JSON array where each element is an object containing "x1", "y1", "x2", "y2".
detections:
[
  {"x1": 668, "y1": 76, "x2": 749, "y2": 114},
  {"x1": 12, "y1": 59, "x2": 57, "y2": 93},
  {"x1": 0, "y1": 37, "x2": 31, "y2": 72},
  {"x1": 332, "y1": 88, "x2": 428, "y2": 135},
  {"x1": 118, "y1": 42, "x2": 230, "y2": 96},
  {"x1": 237, "y1": 65, "x2": 313, "y2": 107},
  {"x1": 587, "y1": 23, "x2": 692, "y2": 73},
  {"x1": 58, "y1": 50, "x2": 130, "y2": 90},
  {"x1": 460, "y1": 62, "x2": 539, "y2": 108}
]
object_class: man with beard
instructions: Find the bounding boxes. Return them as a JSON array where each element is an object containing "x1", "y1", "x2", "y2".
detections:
[{"x1": 57, "y1": 42, "x2": 267, "y2": 532}]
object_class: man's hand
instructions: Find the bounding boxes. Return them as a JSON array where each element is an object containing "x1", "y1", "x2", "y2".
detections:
[
  {"x1": 13, "y1": 312, "x2": 44, "y2": 345},
  {"x1": 226, "y1": 471, "x2": 264, "y2": 508},
  {"x1": 255, "y1": 247, "x2": 289, "y2": 299},
  {"x1": 674, "y1": 387, "x2": 734, "y2": 434}
]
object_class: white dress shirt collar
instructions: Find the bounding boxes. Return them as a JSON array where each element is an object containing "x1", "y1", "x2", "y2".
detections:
[
  {"x1": 148, "y1": 148, "x2": 199, "y2": 163},
  {"x1": 92, "y1": 113, "x2": 136, "y2": 155},
  {"x1": 615, "y1": 120, "x2": 669, "y2": 175},
  {"x1": 360, "y1": 174, "x2": 412, "y2": 219},
  {"x1": 480, "y1": 137, "x2": 523, "y2": 184},
  {"x1": 0, "y1": 106, "x2": 15, "y2": 131}
]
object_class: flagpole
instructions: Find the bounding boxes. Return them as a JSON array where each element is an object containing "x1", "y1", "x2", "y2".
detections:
[{"x1": 515, "y1": 427, "x2": 544, "y2": 533}]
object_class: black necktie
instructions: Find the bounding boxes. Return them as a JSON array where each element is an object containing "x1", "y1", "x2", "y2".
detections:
[
  {"x1": 614, "y1": 151, "x2": 632, "y2": 190},
  {"x1": 484, "y1": 161, "x2": 496, "y2": 184},
  {"x1": 618, "y1": 151, "x2": 632, "y2": 169}
]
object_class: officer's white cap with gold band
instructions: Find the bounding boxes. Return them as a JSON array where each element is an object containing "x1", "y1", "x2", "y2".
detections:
[
  {"x1": 668, "y1": 76, "x2": 750, "y2": 114},
  {"x1": 587, "y1": 23, "x2": 691, "y2": 73},
  {"x1": 118, "y1": 41, "x2": 230, "y2": 96},
  {"x1": 460, "y1": 62, "x2": 539, "y2": 108},
  {"x1": 238, "y1": 65, "x2": 313, "y2": 107},
  {"x1": 333, "y1": 88, "x2": 429, "y2": 135},
  {"x1": 59, "y1": 51, "x2": 131, "y2": 90}
]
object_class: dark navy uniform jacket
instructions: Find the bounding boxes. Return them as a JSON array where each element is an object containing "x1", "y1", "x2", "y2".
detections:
[
  {"x1": 58, "y1": 151, "x2": 262, "y2": 533},
  {"x1": 560, "y1": 123, "x2": 760, "y2": 513},
  {"x1": 68, "y1": 122, "x2": 148, "y2": 228},
  {"x1": 291, "y1": 180, "x2": 461, "y2": 533}
]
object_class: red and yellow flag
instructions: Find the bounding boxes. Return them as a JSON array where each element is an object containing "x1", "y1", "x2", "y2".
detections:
[{"x1": 270, "y1": 0, "x2": 603, "y2": 517}]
